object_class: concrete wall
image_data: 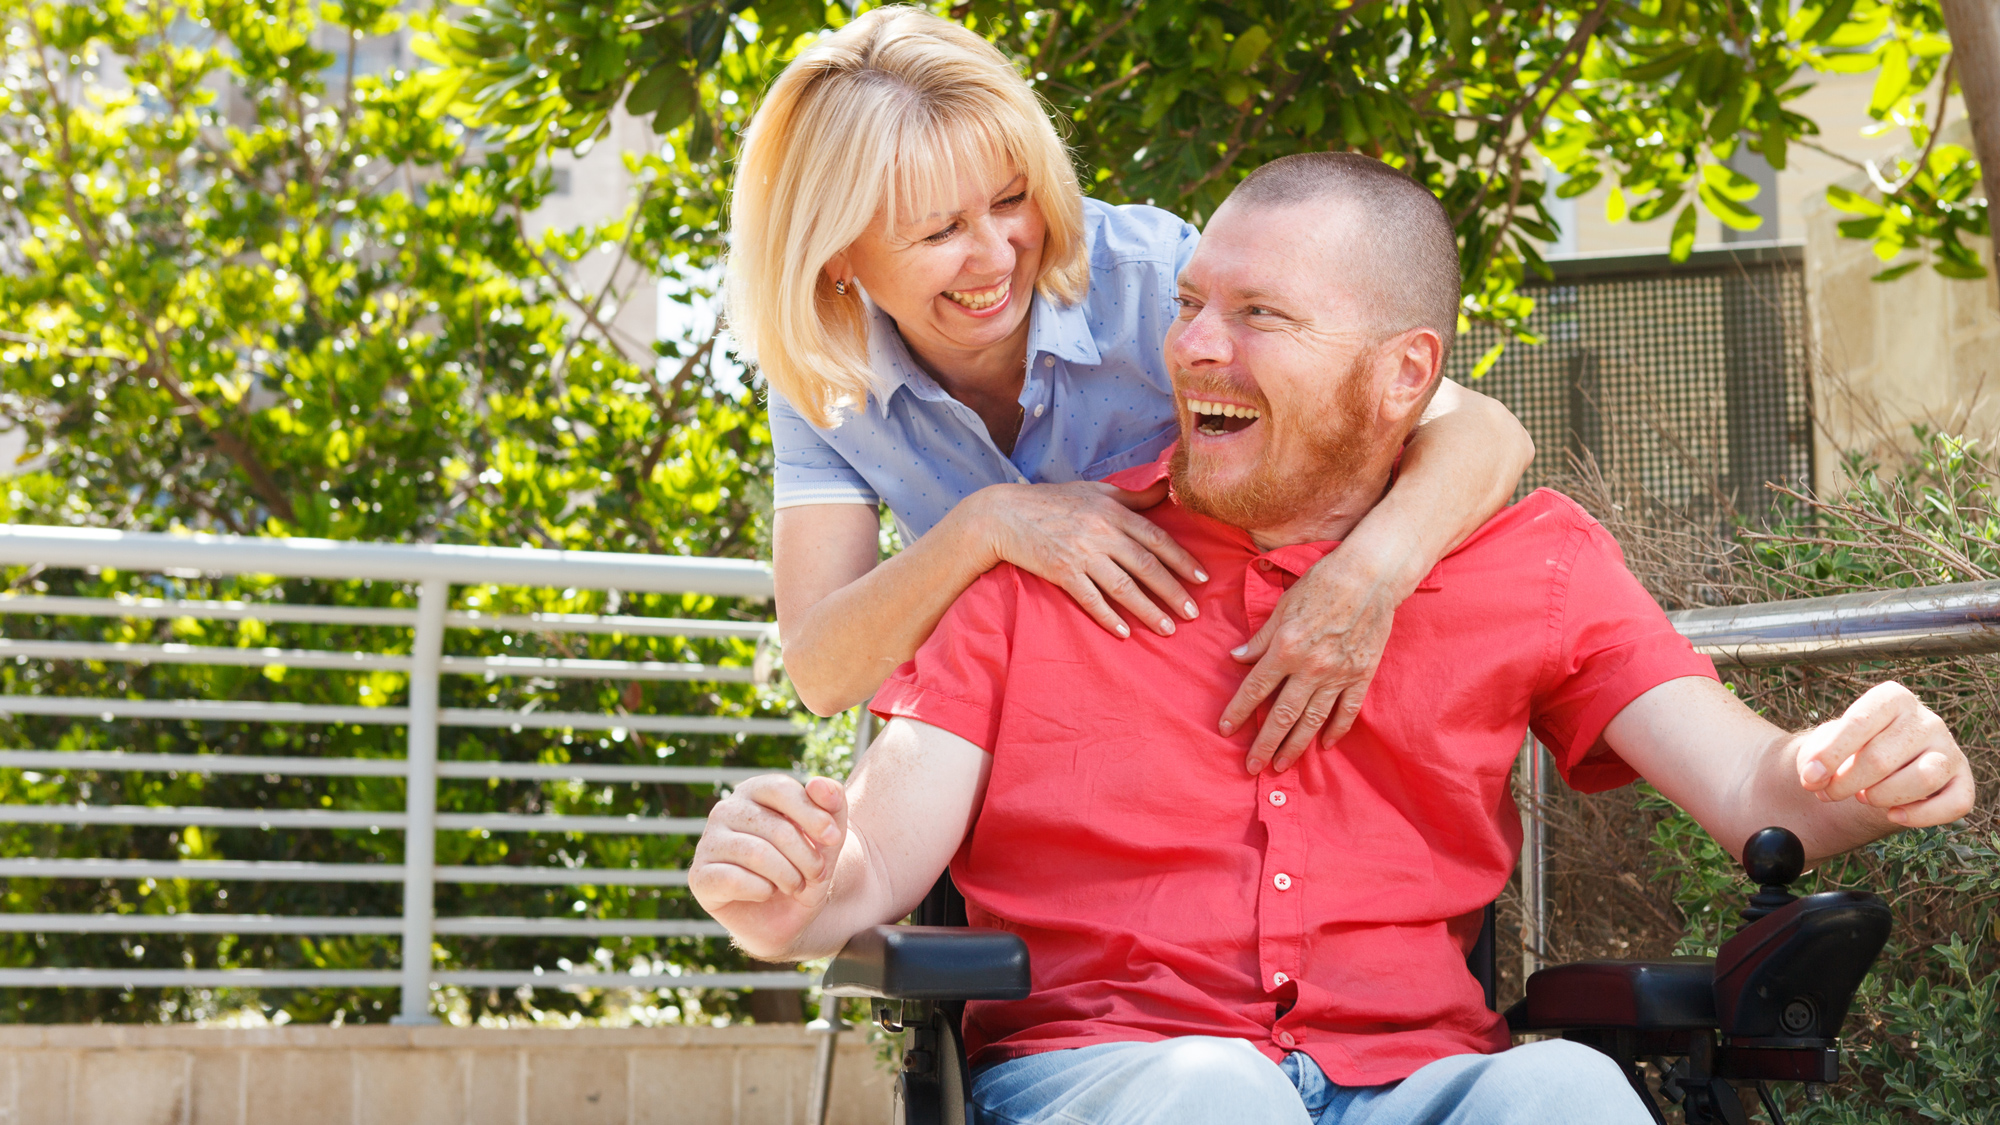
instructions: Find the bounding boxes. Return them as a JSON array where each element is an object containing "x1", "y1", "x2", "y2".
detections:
[
  {"x1": 0, "y1": 1025, "x2": 895, "y2": 1125},
  {"x1": 1802, "y1": 143, "x2": 2000, "y2": 495}
]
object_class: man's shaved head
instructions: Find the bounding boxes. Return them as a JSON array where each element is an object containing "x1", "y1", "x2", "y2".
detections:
[{"x1": 1224, "y1": 153, "x2": 1461, "y2": 367}]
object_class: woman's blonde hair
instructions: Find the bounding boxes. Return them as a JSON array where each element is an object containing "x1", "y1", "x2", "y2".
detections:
[{"x1": 726, "y1": 6, "x2": 1089, "y2": 428}]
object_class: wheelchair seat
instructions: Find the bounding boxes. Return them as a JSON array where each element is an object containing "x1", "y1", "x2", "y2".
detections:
[{"x1": 824, "y1": 826, "x2": 1889, "y2": 1125}]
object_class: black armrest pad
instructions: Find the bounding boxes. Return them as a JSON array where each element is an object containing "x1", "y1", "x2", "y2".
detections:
[
  {"x1": 1510, "y1": 957, "x2": 1718, "y2": 1033},
  {"x1": 821, "y1": 925, "x2": 1031, "y2": 1001}
]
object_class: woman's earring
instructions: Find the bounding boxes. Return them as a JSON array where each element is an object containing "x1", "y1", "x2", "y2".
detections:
[{"x1": 834, "y1": 279, "x2": 848, "y2": 296}]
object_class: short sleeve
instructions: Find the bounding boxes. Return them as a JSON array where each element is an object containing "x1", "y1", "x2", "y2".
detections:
[
  {"x1": 1530, "y1": 518, "x2": 1719, "y2": 794},
  {"x1": 769, "y1": 390, "x2": 880, "y2": 509},
  {"x1": 869, "y1": 566, "x2": 1020, "y2": 752}
]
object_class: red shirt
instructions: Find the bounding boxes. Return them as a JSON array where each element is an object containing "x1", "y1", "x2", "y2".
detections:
[{"x1": 871, "y1": 447, "x2": 1717, "y2": 1085}]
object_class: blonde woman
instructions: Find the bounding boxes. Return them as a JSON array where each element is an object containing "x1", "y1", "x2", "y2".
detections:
[{"x1": 730, "y1": 7, "x2": 1534, "y2": 773}]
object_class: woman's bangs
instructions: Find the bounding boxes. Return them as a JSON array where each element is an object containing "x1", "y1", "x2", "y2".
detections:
[{"x1": 882, "y1": 107, "x2": 1027, "y2": 239}]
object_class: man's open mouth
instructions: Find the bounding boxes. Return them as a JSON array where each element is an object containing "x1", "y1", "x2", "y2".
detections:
[
  {"x1": 1187, "y1": 398, "x2": 1262, "y2": 436},
  {"x1": 943, "y1": 279, "x2": 1010, "y2": 311}
]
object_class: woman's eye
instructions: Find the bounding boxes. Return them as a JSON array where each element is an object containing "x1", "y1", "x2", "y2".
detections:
[
  {"x1": 922, "y1": 222, "x2": 959, "y2": 244},
  {"x1": 995, "y1": 191, "x2": 1029, "y2": 208}
]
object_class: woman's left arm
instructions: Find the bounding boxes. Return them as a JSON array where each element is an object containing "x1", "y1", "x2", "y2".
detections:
[{"x1": 1220, "y1": 379, "x2": 1534, "y2": 773}]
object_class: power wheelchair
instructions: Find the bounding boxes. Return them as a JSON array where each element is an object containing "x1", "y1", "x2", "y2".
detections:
[{"x1": 821, "y1": 826, "x2": 1890, "y2": 1125}]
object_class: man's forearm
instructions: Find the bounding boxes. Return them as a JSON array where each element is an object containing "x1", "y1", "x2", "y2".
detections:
[{"x1": 718, "y1": 828, "x2": 906, "y2": 962}]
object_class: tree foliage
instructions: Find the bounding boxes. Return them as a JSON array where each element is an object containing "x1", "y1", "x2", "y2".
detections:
[
  {"x1": 0, "y1": 0, "x2": 791, "y2": 1023},
  {"x1": 419, "y1": 0, "x2": 1989, "y2": 364}
]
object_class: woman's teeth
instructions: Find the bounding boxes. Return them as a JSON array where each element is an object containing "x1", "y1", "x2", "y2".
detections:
[
  {"x1": 1187, "y1": 398, "x2": 1262, "y2": 435},
  {"x1": 944, "y1": 280, "x2": 1009, "y2": 310}
]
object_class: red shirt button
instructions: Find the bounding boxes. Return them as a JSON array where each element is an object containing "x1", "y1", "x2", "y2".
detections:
[
  {"x1": 1276, "y1": 1030, "x2": 1297, "y2": 1048},
  {"x1": 1268, "y1": 791, "x2": 1287, "y2": 807},
  {"x1": 1272, "y1": 971, "x2": 1290, "y2": 987},
  {"x1": 1273, "y1": 872, "x2": 1293, "y2": 891},
  {"x1": 1255, "y1": 559, "x2": 1274, "y2": 571}
]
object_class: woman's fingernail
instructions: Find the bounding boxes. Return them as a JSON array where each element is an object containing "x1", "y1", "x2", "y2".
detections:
[
  {"x1": 1219, "y1": 720, "x2": 1235, "y2": 736},
  {"x1": 1245, "y1": 759, "x2": 1262, "y2": 775},
  {"x1": 1184, "y1": 601, "x2": 1199, "y2": 618},
  {"x1": 1116, "y1": 623, "x2": 1130, "y2": 638},
  {"x1": 1195, "y1": 570, "x2": 1209, "y2": 583},
  {"x1": 1158, "y1": 618, "x2": 1174, "y2": 634},
  {"x1": 1230, "y1": 645, "x2": 1248, "y2": 657},
  {"x1": 1802, "y1": 761, "x2": 1829, "y2": 785}
]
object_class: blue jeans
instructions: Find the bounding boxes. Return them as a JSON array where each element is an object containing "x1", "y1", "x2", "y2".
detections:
[{"x1": 970, "y1": 1036, "x2": 1654, "y2": 1125}]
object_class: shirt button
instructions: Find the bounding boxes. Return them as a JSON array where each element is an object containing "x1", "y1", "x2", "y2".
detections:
[
  {"x1": 1272, "y1": 971, "x2": 1290, "y2": 987},
  {"x1": 1033, "y1": 404, "x2": 1045, "y2": 417},
  {"x1": 1268, "y1": 791, "x2": 1287, "y2": 807},
  {"x1": 1255, "y1": 559, "x2": 1274, "y2": 571},
  {"x1": 1042, "y1": 355, "x2": 1056, "y2": 367},
  {"x1": 1273, "y1": 872, "x2": 1293, "y2": 891},
  {"x1": 1276, "y1": 1030, "x2": 1297, "y2": 1048}
]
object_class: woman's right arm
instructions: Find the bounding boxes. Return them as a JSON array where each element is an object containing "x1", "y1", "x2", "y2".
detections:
[{"x1": 775, "y1": 482, "x2": 1207, "y2": 716}]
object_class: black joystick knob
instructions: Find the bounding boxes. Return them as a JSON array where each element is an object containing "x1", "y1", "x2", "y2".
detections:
[{"x1": 1740, "y1": 826, "x2": 1805, "y2": 923}]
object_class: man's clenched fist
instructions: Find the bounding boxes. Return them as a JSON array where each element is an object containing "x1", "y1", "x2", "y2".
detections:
[
  {"x1": 690, "y1": 775, "x2": 848, "y2": 960},
  {"x1": 1795, "y1": 680, "x2": 1973, "y2": 828}
]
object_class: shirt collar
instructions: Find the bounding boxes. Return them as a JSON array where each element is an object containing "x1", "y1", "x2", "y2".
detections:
[{"x1": 862, "y1": 289, "x2": 1103, "y2": 419}]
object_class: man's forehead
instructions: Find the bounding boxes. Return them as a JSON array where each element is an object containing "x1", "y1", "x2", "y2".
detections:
[{"x1": 1180, "y1": 200, "x2": 1368, "y2": 304}]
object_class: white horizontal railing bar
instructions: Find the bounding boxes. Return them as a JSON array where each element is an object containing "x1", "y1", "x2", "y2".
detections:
[
  {"x1": 436, "y1": 866, "x2": 689, "y2": 887},
  {"x1": 434, "y1": 971, "x2": 813, "y2": 990},
  {"x1": 0, "y1": 750, "x2": 409, "y2": 776},
  {"x1": 0, "y1": 858, "x2": 404, "y2": 882},
  {"x1": 447, "y1": 611, "x2": 772, "y2": 640},
  {"x1": 0, "y1": 639, "x2": 412, "y2": 672},
  {"x1": 0, "y1": 594, "x2": 417, "y2": 626},
  {"x1": 0, "y1": 750, "x2": 774, "y2": 785},
  {"x1": 431, "y1": 918, "x2": 727, "y2": 937},
  {"x1": 0, "y1": 913, "x2": 403, "y2": 935},
  {"x1": 0, "y1": 696, "x2": 404, "y2": 725},
  {"x1": 437, "y1": 655, "x2": 754, "y2": 683},
  {"x1": 0, "y1": 969, "x2": 403, "y2": 987},
  {"x1": 434, "y1": 813, "x2": 706, "y2": 835},
  {"x1": 4, "y1": 805, "x2": 710, "y2": 835},
  {"x1": 0, "y1": 914, "x2": 729, "y2": 937},
  {"x1": 0, "y1": 697, "x2": 796, "y2": 735},
  {"x1": 436, "y1": 762, "x2": 774, "y2": 784},
  {"x1": 0, "y1": 642, "x2": 751, "y2": 684},
  {"x1": 0, "y1": 525, "x2": 774, "y2": 597},
  {"x1": 439, "y1": 709, "x2": 799, "y2": 736},
  {"x1": 0, "y1": 804, "x2": 409, "y2": 830}
]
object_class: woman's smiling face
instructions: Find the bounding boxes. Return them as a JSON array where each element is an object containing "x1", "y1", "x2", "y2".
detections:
[{"x1": 831, "y1": 156, "x2": 1045, "y2": 375}]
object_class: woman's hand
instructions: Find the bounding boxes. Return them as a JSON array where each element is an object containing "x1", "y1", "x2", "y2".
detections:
[
  {"x1": 966, "y1": 480, "x2": 1208, "y2": 638},
  {"x1": 1219, "y1": 545, "x2": 1407, "y2": 774}
]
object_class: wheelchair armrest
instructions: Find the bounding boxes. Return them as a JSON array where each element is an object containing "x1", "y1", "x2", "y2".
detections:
[
  {"x1": 1507, "y1": 956, "x2": 1718, "y2": 1033},
  {"x1": 1714, "y1": 890, "x2": 1890, "y2": 1041},
  {"x1": 820, "y1": 925, "x2": 1031, "y2": 1001}
]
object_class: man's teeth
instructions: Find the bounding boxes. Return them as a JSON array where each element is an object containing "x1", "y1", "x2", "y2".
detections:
[
  {"x1": 944, "y1": 280, "x2": 1009, "y2": 310},
  {"x1": 1186, "y1": 399, "x2": 1262, "y2": 420}
]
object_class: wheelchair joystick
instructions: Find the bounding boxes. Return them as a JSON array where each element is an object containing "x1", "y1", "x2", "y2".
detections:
[{"x1": 1740, "y1": 826, "x2": 1805, "y2": 924}]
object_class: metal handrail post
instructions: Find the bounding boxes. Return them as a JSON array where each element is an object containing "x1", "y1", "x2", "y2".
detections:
[
  {"x1": 393, "y1": 577, "x2": 449, "y2": 1024},
  {"x1": 1518, "y1": 734, "x2": 1548, "y2": 984}
]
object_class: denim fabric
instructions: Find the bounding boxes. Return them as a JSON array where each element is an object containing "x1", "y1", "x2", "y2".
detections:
[{"x1": 970, "y1": 1037, "x2": 1653, "y2": 1125}]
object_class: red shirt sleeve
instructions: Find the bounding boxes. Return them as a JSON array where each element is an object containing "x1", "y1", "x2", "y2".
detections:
[
  {"x1": 1529, "y1": 510, "x2": 1719, "y2": 794},
  {"x1": 868, "y1": 564, "x2": 1022, "y2": 751}
]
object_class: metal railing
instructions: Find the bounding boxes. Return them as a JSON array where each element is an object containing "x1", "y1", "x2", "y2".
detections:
[
  {"x1": 1516, "y1": 578, "x2": 2000, "y2": 980},
  {"x1": 0, "y1": 524, "x2": 809, "y2": 1023}
]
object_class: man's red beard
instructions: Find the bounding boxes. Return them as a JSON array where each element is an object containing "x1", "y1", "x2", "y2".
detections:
[{"x1": 1170, "y1": 356, "x2": 1380, "y2": 532}]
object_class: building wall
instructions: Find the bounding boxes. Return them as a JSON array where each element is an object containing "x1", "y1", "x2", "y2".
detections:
[
  {"x1": 0, "y1": 1024, "x2": 895, "y2": 1125},
  {"x1": 1801, "y1": 147, "x2": 2000, "y2": 495}
]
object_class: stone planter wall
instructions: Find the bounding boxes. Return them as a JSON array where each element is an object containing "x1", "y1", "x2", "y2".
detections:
[{"x1": 0, "y1": 1024, "x2": 895, "y2": 1125}]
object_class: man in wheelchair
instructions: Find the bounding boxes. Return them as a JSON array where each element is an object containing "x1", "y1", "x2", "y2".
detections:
[{"x1": 693, "y1": 153, "x2": 1975, "y2": 1124}]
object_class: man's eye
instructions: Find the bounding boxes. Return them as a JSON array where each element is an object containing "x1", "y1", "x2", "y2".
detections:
[
  {"x1": 1174, "y1": 297, "x2": 1199, "y2": 317},
  {"x1": 1247, "y1": 306, "x2": 1274, "y2": 316}
]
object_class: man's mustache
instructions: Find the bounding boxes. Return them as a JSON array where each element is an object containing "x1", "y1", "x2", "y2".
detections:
[{"x1": 1172, "y1": 372, "x2": 1269, "y2": 414}]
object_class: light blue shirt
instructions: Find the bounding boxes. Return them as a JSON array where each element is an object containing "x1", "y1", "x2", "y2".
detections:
[{"x1": 768, "y1": 198, "x2": 1201, "y2": 541}]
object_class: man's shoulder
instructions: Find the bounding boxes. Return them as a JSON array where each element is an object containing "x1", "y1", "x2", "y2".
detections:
[{"x1": 1452, "y1": 488, "x2": 1610, "y2": 556}]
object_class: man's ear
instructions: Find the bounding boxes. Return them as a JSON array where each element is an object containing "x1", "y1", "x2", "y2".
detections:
[{"x1": 1379, "y1": 326, "x2": 1444, "y2": 423}]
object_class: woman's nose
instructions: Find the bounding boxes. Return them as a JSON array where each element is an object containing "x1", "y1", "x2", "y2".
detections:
[{"x1": 964, "y1": 215, "x2": 1016, "y2": 277}]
